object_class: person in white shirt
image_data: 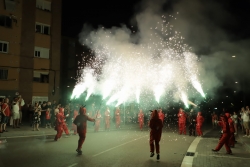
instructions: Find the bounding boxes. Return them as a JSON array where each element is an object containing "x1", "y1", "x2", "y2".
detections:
[
  {"x1": 12, "y1": 98, "x2": 20, "y2": 128},
  {"x1": 242, "y1": 106, "x2": 250, "y2": 137}
]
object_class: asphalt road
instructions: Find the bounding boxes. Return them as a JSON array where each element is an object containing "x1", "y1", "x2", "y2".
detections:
[{"x1": 0, "y1": 126, "x2": 195, "y2": 167}]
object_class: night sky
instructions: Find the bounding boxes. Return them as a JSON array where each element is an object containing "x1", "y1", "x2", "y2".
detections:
[{"x1": 62, "y1": 0, "x2": 250, "y2": 109}]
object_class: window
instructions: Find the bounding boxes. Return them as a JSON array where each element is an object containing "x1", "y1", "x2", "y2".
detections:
[
  {"x1": 35, "y1": 23, "x2": 50, "y2": 35},
  {"x1": 0, "y1": 41, "x2": 9, "y2": 53},
  {"x1": 33, "y1": 71, "x2": 49, "y2": 83},
  {"x1": 34, "y1": 47, "x2": 50, "y2": 59},
  {"x1": 0, "y1": 15, "x2": 12, "y2": 28},
  {"x1": 4, "y1": 0, "x2": 16, "y2": 12},
  {"x1": 36, "y1": 0, "x2": 51, "y2": 11},
  {"x1": 0, "y1": 69, "x2": 8, "y2": 80}
]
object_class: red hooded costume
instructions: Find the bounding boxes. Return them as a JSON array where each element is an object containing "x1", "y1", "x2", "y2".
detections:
[
  {"x1": 225, "y1": 113, "x2": 235, "y2": 147},
  {"x1": 149, "y1": 110, "x2": 163, "y2": 154},
  {"x1": 115, "y1": 108, "x2": 121, "y2": 128},
  {"x1": 54, "y1": 107, "x2": 69, "y2": 141},
  {"x1": 73, "y1": 107, "x2": 95, "y2": 152},
  {"x1": 178, "y1": 108, "x2": 187, "y2": 135},
  {"x1": 138, "y1": 110, "x2": 144, "y2": 130},
  {"x1": 196, "y1": 112, "x2": 204, "y2": 136}
]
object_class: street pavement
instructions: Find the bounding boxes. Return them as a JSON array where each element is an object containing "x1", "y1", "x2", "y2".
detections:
[{"x1": 0, "y1": 123, "x2": 250, "y2": 167}]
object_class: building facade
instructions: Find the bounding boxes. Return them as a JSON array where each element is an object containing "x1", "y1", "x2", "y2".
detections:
[{"x1": 0, "y1": 0, "x2": 61, "y2": 103}]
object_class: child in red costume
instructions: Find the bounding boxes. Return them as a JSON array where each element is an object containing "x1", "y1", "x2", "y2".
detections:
[
  {"x1": 73, "y1": 107, "x2": 95, "y2": 155},
  {"x1": 149, "y1": 110, "x2": 163, "y2": 160},
  {"x1": 94, "y1": 110, "x2": 102, "y2": 132}
]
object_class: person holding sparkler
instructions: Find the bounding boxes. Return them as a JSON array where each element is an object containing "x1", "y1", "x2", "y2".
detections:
[
  {"x1": 149, "y1": 110, "x2": 163, "y2": 160},
  {"x1": 115, "y1": 107, "x2": 121, "y2": 129},
  {"x1": 138, "y1": 109, "x2": 144, "y2": 131},
  {"x1": 94, "y1": 110, "x2": 102, "y2": 132},
  {"x1": 105, "y1": 107, "x2": 111, "y2": 131},
  {"x1": 74, "y1": 107, "x2": 95, "y2": 155},
  {"x1": 178, "y1": 108, "x2": 187, "y2": 135}
]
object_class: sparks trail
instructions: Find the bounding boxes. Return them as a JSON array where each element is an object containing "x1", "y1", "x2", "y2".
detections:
[{"x1": 72, "y1": 14, "x2": 206, "y2": 108}]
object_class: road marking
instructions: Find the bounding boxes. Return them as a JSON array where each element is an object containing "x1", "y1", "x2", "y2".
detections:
[
  {"x1": 198, "y1": 153, "x2": 250, "y2": 160},
  {"x1": 0, "y1": 134, "x2": 55, "y2": 139},
  {"x1": 92, "y1": 135, "x2": 148, "y2": 157},
  {"x1": 67, "y1": 163, "x2": 78, "y2": 167},
  {"x1": 180, "y1": 130, "x2": 211, "y2": 167}
]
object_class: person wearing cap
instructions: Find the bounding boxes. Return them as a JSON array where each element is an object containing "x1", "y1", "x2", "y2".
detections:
[
  {"x1": 149, "y1": 110, "x2": 163, "y2": 160},
  {"x1": 73, "y1": 107, "x2": 95, "y2": 155},
  {"x1": 212, "y1": 115, "x2": 232, "y2": 154},
  {"x1": 178, "y1": 108, "x2": 187, "y2": 135},
  {"x1": 196, "y1": 112, "x2": 204, "y2": 137}
]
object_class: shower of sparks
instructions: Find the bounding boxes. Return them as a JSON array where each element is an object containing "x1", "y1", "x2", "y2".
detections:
[{"x1": 71, "y1": 15, "x2": 205, "y2": 108}]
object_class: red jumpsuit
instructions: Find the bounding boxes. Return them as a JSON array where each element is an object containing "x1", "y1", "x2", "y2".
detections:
[
  {"x1": 54, "y1": 111, "x2": 69, "y2": 141},
  {"x1": 138, "y1": 110, "x2": 144, "y2": 130},
  {"x1": 213, "y1": 116, "x2": 232, "y2": 154},
  {"x1": 149, "y1": 110, "x2": 163, "y2": 154},
  {"x1": 158, "y1": 110, "x2": 165, "y2": 123},
  {"x1": 72, "y1": 110, "x2": 79, "y2": 135},
  {"x1": 225, "y1": 113, "x2": 235, "y2": 147},
  {"x1": 196, "y1": 112, "x2": 204, "y2": 136},
  {"x1": 73, "y1": 107, "x2": 95, "y2": 151},
  {"x1": 178, "y1": 109, "x2": 187, "y2": 135},
  {"x1": 94, "y1": 112, "x2": 101, "y2": 132},
  {"x1": 115, "y1": 108, "x2": 121, "y2": 128},
  {"x1": 104, "y1": 109, "x2": 111, "y2": 130}
]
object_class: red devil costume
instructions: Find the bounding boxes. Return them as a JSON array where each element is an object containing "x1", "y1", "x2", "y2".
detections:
[
  {"x1": 73, "y1": 107, "x2": 95, "y2": 154},
  {"x1": 158, "y1": 109, "x2": 165, "y2": 123},
  {"x1": 115, "y1": 107, "x2": 121, "y2": 129},
  {"x1": 138, "y1": 109, "x2": 144, "y2": 130},
  {"x1": 54, "y1": 108, "x2": 70, "y2": 141},
  {"x1": 94, "y1": 110, "x2": 102, "y2": 132},
  {"x1": 225, "y1": 113, "x2": 235, "y2": 148},
  {"x1": 149, "y1": 110, "x2": 163, "y2": 160},
  {"x1": 72, "y1": 109, "x2": 79, "y2": 135},
  {"x1": 178, "y1": 108, "x2": 187, "y2": 135},
  {"x1": 196, "y1": 112, "x2": 204, "y2": 136},
  {"x1": 212, "y1": 115, "x2": 232, "y2": 154},
  {"x1": 104, "y1": 108, "x2": 111, "y2": 130}
]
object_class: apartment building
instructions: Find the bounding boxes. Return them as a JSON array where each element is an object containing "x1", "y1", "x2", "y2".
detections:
[{"x1": 0, "y1": 0, "x2": 61, "y2": 103}]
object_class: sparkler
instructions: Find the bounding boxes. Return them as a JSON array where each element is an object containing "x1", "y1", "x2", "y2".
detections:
[{"x1": 71, "y1": 14, "x2": 206, "y2": 108}]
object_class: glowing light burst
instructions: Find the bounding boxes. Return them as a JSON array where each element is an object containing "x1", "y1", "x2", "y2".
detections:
[{"x1": 72, "y1": 14, "x2": 206, "y2": 107}]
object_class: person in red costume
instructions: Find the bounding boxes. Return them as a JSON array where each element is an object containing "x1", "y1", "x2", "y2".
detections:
[
  {"x1": 178, "y1": 108, "x2": 187, "y2": 135},
  {"x1": 149, "y1": 110, "x2": 163, "y2": 160},
  {"x1": 115, "y1": 107, "x2": 121, "y2": 129},
  {"x1": 225, "y1": 113, "x2": 235, "y2": 148},
  {"x1": 72, "y1": 107, "x2": 79, "y2": 135},
  {"x1": 158, "y1": 108, "x2": 165, "y2": 123},
  {"x1": 212, "y1": 115, "x2": 232, "y2": 154},
  {"x1": 196, "y1": 112, "x2": 204, "y2": 137},
  {"x1": 54, "y1": 107, "x2": 70, "y2": 141},
  {"x1": 104, "y1": 107, "x2": 111, "y2": 131},
  {"x1": 73, "y1": 107, "x2": 95, "y2": 155},
  {"x1": 94, "y1": 110, "x2": 102, "y2": 132},
  {"x1": 138, "y1": 109, "x2": 144, "y2": 130},
  {"x1": 211, "y1": 112, "x2": 218, "y2": 129}
]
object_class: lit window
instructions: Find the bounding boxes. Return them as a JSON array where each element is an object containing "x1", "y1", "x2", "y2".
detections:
[
  {"x1": 34, "y1": 47, "x2": 50, "y2": 59},
  {"x1": 0, "y1": 69, "x2": 8, "y2": 80},
  {"x1": 36, "y1": 0, "x2": 51, "y2": 11},
  {"x1": 0, "y1": 41, "x2": 9, "y2": 53},
  {"x1": 0, "y1": 15, "x2": 12, "y2": 28},
  {"x1": 35, "y1": 23, "x2": 50, "y2": 35}
]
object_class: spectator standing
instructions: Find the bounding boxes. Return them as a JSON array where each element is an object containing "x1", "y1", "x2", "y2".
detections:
[
  {"x1": 0, "y1": 98, "x2": 11, "y2": 132},
  {"x1": 18, "y1": 95, "x2": 25, "y2": 125},
  {"x1": 242, "y1": 106, "x2": 250, "y2": 137},
  {"x1": 32, "y1": 102, "x2": 41, "y2": 131},
  {"x1": 232, "y1": 111, "x2": 238, "y2": 134},
  {"x1": 12, "y1": 98, "x2": 20, "y2": 128},
  {"x1": 40, "y1": 101, "x2": 48, "y2": 127}
]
